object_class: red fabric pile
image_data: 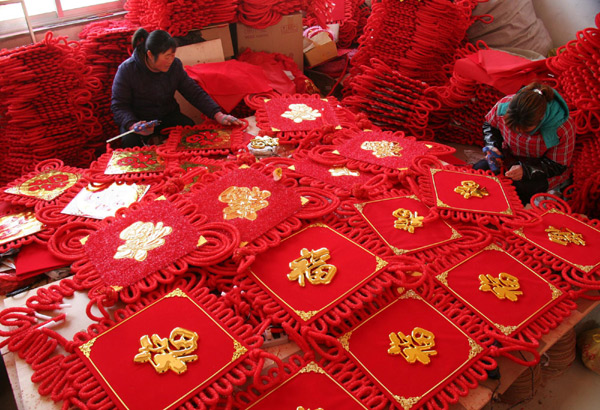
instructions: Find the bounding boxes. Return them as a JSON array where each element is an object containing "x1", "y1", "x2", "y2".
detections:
[
  {"x1": 0, "y1": 32, "x2": 102, "y2": 185},
  {"x1": 79, "y1": 20, "x2": 137, "y2": 148},
  {"x1": 124, "y1": 0, "x2": 239, "y2": 37}
]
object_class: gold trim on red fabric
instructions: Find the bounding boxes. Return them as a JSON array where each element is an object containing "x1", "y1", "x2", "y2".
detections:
[
  {"x1": 436, "y1": 244, "x2": 562, "y2": 335},
  {"x1": 245, "y1": 361, "x2": 368, "y2": 409},
  {"x1": 430, "y1": 169, "x2": 513, "y2": 215},
  {"x1": 78, "y1": 289, "x2": 248, "y2": 410},
  {"x1": 513, "y1": 209, "x2": 600, "y2": 273},
  {"x1": 354, "y1": 196, "x2": 461, "y2": 255},
  {"x1": 339, "y1": 290, "x2": 484, "y2": 409},
  {"x1": 248, "y1": 223, "x2": 388, "y2": 322}
]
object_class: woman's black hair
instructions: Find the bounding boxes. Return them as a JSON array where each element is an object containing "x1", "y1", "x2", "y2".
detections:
[
  {"x1": 505, "y1": 82, "x2": 554, "y2": 132},
  {"x1": 131, "y1": 28, "x2": 177, "y2": 61}
]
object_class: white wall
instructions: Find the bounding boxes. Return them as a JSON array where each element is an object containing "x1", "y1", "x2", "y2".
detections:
[{"x1": 532, "y1": 0, "x2": 600, "y2": 48}]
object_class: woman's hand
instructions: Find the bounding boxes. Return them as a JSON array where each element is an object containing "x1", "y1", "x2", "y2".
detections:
[
  {"x1": 505, "y1": 165, "x2": 524, "y2": 181},
  {"x1": 131, "y1": 121, "x2": 155, "y2": 136},
  {"x1": 215, "y1": 112, "x2": 243, "y2": 126}
]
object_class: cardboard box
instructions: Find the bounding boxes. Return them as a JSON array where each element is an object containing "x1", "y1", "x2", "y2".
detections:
[
  {"x1": 303, "y1": 31, "x2": 338, "y2": 68},
  {"x1": 198, "y1": 24, "x2": 234, "y2": 59},
  {"x1": 236, "y1": 13, "x2": 303, "y2": 70},
  {"x1": 175, "y1": 39, "x2": 226, "y2": 123}
]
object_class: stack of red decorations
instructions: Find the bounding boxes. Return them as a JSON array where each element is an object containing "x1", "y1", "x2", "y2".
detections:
[
  {"x1": 547, "y1": 14, "x2": 600, "y2": 136},
  {"x1": 303, "y1": 0, "x2": 370, "y2": 48},
  {"x1": 342, "y1": 58, "x2": 440, "y2": 139},
  {"x1": 124, "y1": 0, "x2": 238, "y2": 37},
  {"x1": 0, "y1": 32, "x2": 102, "y2": 185},
  {"x1": 546, "y1": 14, "x2": 600, "y2": 218},
  {"x1": 237, "y1": 0, "x2": 332, "y2": 29},
  {"x1": 79, "y1": 20, "x2": 137, "y2": 148},
  {"x1": 426, "y1": 72, "x2": 505, "y2": 146},
  {"x1": 567, "y1": 134, "x2": 600, "y2": 218},
  {"x1": 348, "y1": 0, "x2": 475, "y2": 86}
]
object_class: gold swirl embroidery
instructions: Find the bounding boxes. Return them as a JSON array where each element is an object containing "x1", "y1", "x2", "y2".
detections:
[
  {"x1": 360, "y1": 140, "x2": 403, "y2": 158},
  {"x1": 218, "y1": 186, "x2": 271, "y2": 221},
  {"x1": 281, "y1": 103, "x2": 322, "y2": 123},
  {"x1": 454, "y1": 180, "x2": 489, "y2": 199},
  {"x1": 113, "y1": 221, "x2": 173, "y2": 262}
]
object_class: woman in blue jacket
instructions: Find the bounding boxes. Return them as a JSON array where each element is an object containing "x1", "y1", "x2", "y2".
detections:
[{"x1": 111, "y1": 28, "x2": 240, "y2": 147}]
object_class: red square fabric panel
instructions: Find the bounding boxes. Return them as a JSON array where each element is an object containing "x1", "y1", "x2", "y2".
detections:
[
  {"x1": 246, "y1": 362, "x2": 367, "y2": 409},
  {"x1": 264, "y1": 96, "x2": 341, "y2": 132},
  {"x1": 4, "y1": 170, "x2": 81, "y2": 202},
  {"x1": 436, "y1": 245, "x2": 564, "y2": 336},
  {"x1": 84, "y1": 200, "x2": 203, "y2": 287},
  {"x1": 192, "y1": 167, "x2": 302, "y2": 243},
  {"x1": 340, "y1": 290, "x2": 485, "y2": 409},
  {"x1": 515, "y1": 209, "x2": 600, "y2": 274},
  {"x1": 248, "y1": 224, "x2": 388, "y2": 323},
  {"x1": 355, "y1": 196, "x2": 461, "y2": 255},
  {"x1": 336, "y1": 131, "x2": 430, "y2": 170},
  {"x1": 292, "y1": 157, "x2": 376, "y2": 190},
  {"x1": 429, "y1": 169, "x2": 514, "y2": 215},
  {"x1": 175, "y1": 127, "x2": 233, "y2": 151},
  {"x1": 104, "y1": 150, "x2": 166, "y2": 175},
  {"x1": 76, "y1": 289, "x2": 249, "y2": 410}
]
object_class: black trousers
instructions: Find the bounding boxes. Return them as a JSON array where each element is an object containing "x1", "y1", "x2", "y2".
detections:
[
  {"x1": 120, "y1": 111, "x2": 195, "y2": 148},
  {"x1": 473, "y1": 159, "x2": 549, "y2": 206}
]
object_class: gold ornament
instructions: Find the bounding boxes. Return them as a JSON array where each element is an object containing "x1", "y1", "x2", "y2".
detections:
[
  {"x1": 479, "y1": 272, "x2": 523, "y2": 302},
  {"x1": 249, "y1": 136, "x2": 279, "y2": 149},
  {"x1": 454, "y1": 180, "x2": 489, "y2": 199},
  {"x1": 328, "y1": 167, "x2": 360, "y2": 177},
  {"x1": 113, "y1": 221, "x2": 173, "y2": 262},
  {"x1": 281, "y1": 103, "x2": 322, "y2": 123},
  {"x1": 218, "y1": 186, "x2": 271, "y2": 221},
  {"x1": 288, "y1": 247, "x2": 337, "y2": 287},
  {"x1": 360, "y1": 140, "x2": 403, "y2": 158},
  {"x1": 133, "y1": 327, "x2": 198, "y2": 374},
  {"x1": 545, "y1": 226, "x2": 586, "y2": 246},
  {"x1": 388, "y1": 327, "x2": 437, "y2": 365},
  {"x1": 392, "y1": 208, "x2": 424, "y2": 233}
]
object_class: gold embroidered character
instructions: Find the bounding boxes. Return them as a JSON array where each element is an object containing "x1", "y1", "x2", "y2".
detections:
[
  {"x1": 114, "y1": 221, "x2": 173, "y2": 262},
  {"x1": 392, "y1": 208, "x2": 424, "y2": 233},
  {"x1": 360, "y1": 140, "x2": 403, "y2": 158},
  {"x1": 218, "y1": 186, "x2": 271, "y2": 221},
  {"x1": 288, "y1": 247, "x2": 337, "y2": 287},
  {"x1": 281, "y1": 103, "x2": 322, "y2": 123},
  {"x1": 328, "y1": 167, "x2": 360, "y2": 177},
  {"x1": 479, "y1": 272, "x2": 523, "y2": 302},
  {"x1": 388, "y1": 327, "x2": 437, "y2": 365},
  {"x1": 133, "y1": 327, "x2": 199, "y2": 374},
  {"x1": 454, "y1": 180, "x2": 489, "y2": 199},
  {"x1": 545, "y1": 226, "x2": 586, "y2": 246}
]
